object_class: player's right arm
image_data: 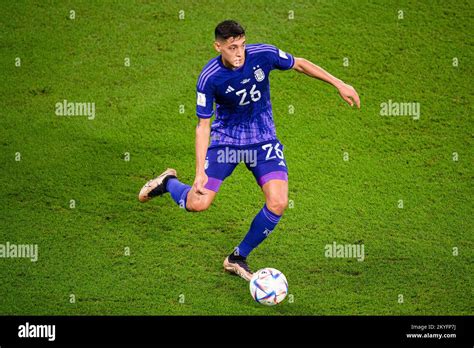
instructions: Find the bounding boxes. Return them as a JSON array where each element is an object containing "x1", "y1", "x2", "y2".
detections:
[
  {"x1": 194, "y1": 63, "x2": 216, "y2": 195},
  {"x1": 193, "y1": 117, "x2": 210, "y2": 194}
]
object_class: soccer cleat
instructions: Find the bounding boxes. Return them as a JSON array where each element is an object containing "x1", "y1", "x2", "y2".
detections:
[
  {"x1": 223, "y1": 256, "x2": 253, "y2": 282},
  {"x1": 138, "y1": 168, "x2": 177, "y2": 202}
]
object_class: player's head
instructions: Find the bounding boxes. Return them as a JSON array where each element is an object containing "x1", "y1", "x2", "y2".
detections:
[{"x1": 214, "y1": 20, "x2": 246, "y2": 69}]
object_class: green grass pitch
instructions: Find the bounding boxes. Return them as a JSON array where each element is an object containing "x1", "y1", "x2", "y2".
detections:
[{"x1": 0, "y1": 0, "x2": 472, "y2": 315}]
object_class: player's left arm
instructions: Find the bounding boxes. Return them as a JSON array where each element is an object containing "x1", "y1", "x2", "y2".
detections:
[{"x1": 292, "y1": 57, "x2": 360, "y2": 108}]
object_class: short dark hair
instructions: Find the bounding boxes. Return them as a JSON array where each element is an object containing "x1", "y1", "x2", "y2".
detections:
[{"x1": 215, "y1": 20, "x2": 245, "y2": 41}]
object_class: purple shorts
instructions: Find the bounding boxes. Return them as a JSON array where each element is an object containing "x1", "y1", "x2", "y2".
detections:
[{"x1": 204, "y1": 139, "x2": 288, "y2": 192}]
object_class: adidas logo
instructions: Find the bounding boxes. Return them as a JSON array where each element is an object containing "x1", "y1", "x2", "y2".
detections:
[
  {"x1": 225, "y1": 85, "x2": 235, "y2": 94},
  {"x1": 240, "y1": 78, "x2": 250, "y2": 84},
  {"x1": 278, "y1": 160, "x2": 286, "y2": 167}
]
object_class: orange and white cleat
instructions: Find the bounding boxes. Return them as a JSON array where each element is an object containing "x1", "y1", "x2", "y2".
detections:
[
  {"x1": 223, "y1": 255, "x2": 254, "y2": 282},
  {"x1": 138, "y1": 168, "x2": 177, "y2": 202}
]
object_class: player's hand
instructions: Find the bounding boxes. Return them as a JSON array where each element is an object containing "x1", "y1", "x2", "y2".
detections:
[
  {"x1": 193, "y1": 172, "x2": 208, "y2": 195},
  {"x1": 337, "y1": 82, "x2": 360, "y2": 108}
]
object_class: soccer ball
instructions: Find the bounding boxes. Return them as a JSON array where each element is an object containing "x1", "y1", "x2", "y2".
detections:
[{"x1": 249, "y1": 268, "x2": 288, "y2": 306}]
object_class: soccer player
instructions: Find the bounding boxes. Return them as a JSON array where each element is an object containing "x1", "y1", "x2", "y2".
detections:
[{"x1": 139, "y1": 20, "x2": 360, "y2": 281}]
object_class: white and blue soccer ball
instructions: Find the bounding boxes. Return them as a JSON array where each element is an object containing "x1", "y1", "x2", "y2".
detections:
[{"x1": 250, "y1": 268, "x2": 288, "y2": 306}]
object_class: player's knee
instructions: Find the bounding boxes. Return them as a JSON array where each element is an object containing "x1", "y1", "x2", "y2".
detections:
[
  {"x1": 266, "y1": 196, "x2": 288, "y2": 216},
  {"x1": 193, "y1": 202, "x2": 211, "y2": 212},
  {"x1": 187, "y1": 197, "x2": 213, "y2": 212}
]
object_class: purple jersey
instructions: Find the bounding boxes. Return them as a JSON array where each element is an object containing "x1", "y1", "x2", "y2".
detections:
[{"x1": 196, "y1": 44, "x2": 295, "y2": 147}]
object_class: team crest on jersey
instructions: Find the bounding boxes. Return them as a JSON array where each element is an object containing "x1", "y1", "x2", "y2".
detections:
[{"x1": 254, "y1": 68, "x2": 265, "y2": 82}]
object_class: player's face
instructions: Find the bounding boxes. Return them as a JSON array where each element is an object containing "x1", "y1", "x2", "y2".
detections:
[{"x1": 215, "y1": 36, "x2": 246, "y2": 69}]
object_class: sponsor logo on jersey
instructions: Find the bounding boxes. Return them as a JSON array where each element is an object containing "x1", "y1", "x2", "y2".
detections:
[
  {"x1": 225, "y1": 85, "x2": 235, "y2": 94},
  {"x1": 240, "y1": 78, "x2": 250, "y2": 84}
]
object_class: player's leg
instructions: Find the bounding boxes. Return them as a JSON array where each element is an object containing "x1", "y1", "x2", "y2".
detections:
[
  {"x1": 224, "y1": 140, "x2": 289, "y2": 281},
  {"x1": 186, "y1": 146, "x2": 239, "y2": 211},
  {"x1": 185, "y1": 185, "x2": 216, "y2": 212},
  {"x1": 223, "y1": 178, "x2": 288, "y2": 281},
  {"x1": 262, "y1": 178, "x2": 289, "y2": 215},
  {"x1": 138, "y1": 168, "x2": 219, "y2": 211},
  {"x1": 138, "y1": 146, "x2": 237, "y2": 212},
  {"x1": 238, "y1": 175, "x2": 289, "y2": 257}
]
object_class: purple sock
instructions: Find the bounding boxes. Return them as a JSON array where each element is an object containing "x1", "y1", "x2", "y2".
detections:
[
  {"x1": 166, "y1": 178, "x2": 191, "y2": 210},
  {"x1": 236, "y1": 204, "x2": 282, "y2": 258}
]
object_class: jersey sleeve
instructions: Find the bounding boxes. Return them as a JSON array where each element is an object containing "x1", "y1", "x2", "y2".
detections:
[
  {"x1": 268, "y1": 45, "x2": 295, "y2": 71},
  {"x1": 196, "y1": 69, "x2": 216, "y2": 119}
]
